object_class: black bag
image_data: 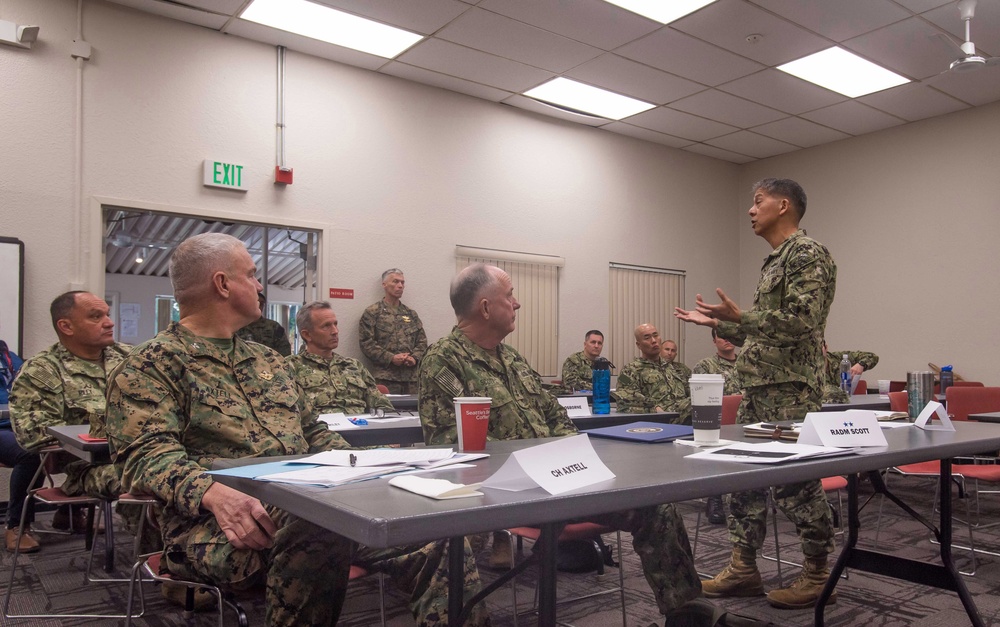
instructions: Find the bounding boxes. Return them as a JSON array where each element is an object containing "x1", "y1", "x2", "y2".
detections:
[
  {"x1": 662, "y1": 599, "x2": 778, "y2": 627},
  {"x1": 555, "y1": 538, "x2": 616, "y2": 573}
]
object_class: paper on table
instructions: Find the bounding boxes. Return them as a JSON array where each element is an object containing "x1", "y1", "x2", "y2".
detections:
[
  {"x1": 674, "y1": 438, "x2": 737, "y2": 448},
  {"x1": 685, "y1": 441, "x2": 853, "y2": 464},
  {"x1": 209, "y1": 461, "x2": 320, "y2": 479},
  {"x1": 318, "y1": 413, "x2": 358, "y2": 430},
  {"x1": 300, "y1": 449, "x2": 456, "y2": 467},
  {"x1": 256, "y1": 464, "x2": 411, "y2": 487},
  {"x1": 388, "y1": 475, "x2": 483, "y2": 499}
]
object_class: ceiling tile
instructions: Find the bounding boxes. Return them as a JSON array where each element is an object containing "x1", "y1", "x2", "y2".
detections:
[
  {"x1": 751, "y1": 117, "x2": 850, "y2": 148},
  {"x1": 842, "y1": 17, "x2": 953, "y2": 80},
  {"x1": 670, "y1": 0, "x2": 829, "y2": 66},
  {"x1": 748, "y1": 0, "x2": 910, "y2": 42},
  {"x1": 501, "y1": 95, "x2": 612, "y2": 127},
  {"x1": 314, "y1": 0, "x2": 470, "y2": 34},
  {"x1": 601, "y1": 122, "x2": 694, "y2": 149},
  {"x1": 109, "y1": 0, "x2": 231, "y2": 29},
  {"x1": 858, "y1": 82, "x2": 970, "y2": 121},
  {"x1": 170, "y1": 0, "x2": 246, "y2": 13},
  {"x1": 924, "y1": 65, "x2": 1000, "y2": 107},
  {"x1": 381, "y1": 62, "x2": 513, "y2": 101},
  {"x1": 564, "y1": 54, "x2": 705, "y2": 105},
  {"x1": 397, "y1": 38, "x2": 553, "y2": 93},
  {"x1": 617, "y1": 28, "x2": 765, "y2": 87},
  {"x1": 435, "y1": 8, "x2": 602, "y2": 73},
  {"x1": 801, "y1": 101, "x2": 906, "y2": 135},
  {"x1": 225, "y1": 20, "x2": 389, "y2": 70},
  {"x1": 892, "y1": 0, "x2": 953, "y2": 13},
  {"x1": 718, "y1": 69, "x2": 846, "y2": 114},
  {"x1": 478, "y1": 0, "x2": 660, "y2": 50},
  {"x1": 706, "y1": 130, "x2": 799, "y2": 158},
  {"x1": 669, "y1": 89, "x2": 786, "y2": 127},
  {"x1": 921, "y1": 0, "x2": 1000, "y2": 58},
  {"x1": 625, "y1": 107, "x2": 739, "y2": 142},
  {"x1": 682, "y1": 143, "x2": 756, "y2": 164}
]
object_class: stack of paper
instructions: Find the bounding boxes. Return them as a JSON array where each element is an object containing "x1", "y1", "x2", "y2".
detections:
[
  {"x1": 388, "y1": 476, "x2": 483, "y2": 499},
  {"x1": 742, "y1": 422, "x2": 801, "y2": 441},
  {"x1": 686, "y1": 441, "x2": 852, "y2": 464}
]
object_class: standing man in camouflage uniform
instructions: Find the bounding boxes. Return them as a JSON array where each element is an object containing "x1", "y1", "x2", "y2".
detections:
[
  {"x1": 616, "y1": 324, "x2": 692, "y2": 424},
  {"x1": 676, "y1": 178, "x2": 838, "y2": 610},
  {"x1": 287, "y1": 301, "x2": 394, "y2": 416},
  {"x1": 560, "y1": 330, "x2": 604, "y2": 392},
  {"x1": 419, "y1": 264, "x2": 702, "y2": 619},
  {"x1": 693, "y1": 329, "x2": 742, "y2": 396},
  {"x1": 821, "y1": 342, "x2": 879, "y2": 403},
  {"x1": 105, "y1": 234, "x2": 489, "y2": 627},
  {"x1": 359, "y1": 268, "x2": 428, "y2": 394},
  {"x1": 660, "y1": 339, "x2": 692, "y2": 380},
  {"x1": 235, "y1": 292, "x2": 291, "y2": 356},
  {"x1": 10, "y1": 291, "x2": 130, "y2": 529}
]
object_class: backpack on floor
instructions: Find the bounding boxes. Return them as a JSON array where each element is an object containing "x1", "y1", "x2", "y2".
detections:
[{"x1": 662, "y1": 599, "x2": 778, "y2": 627}]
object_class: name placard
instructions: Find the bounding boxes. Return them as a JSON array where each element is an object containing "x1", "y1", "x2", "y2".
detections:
[
  {"x1": 557, "y1": 397, "x2": 591, "y2": 417},
  {"x1": 481, "y1": 434, "x2": 614, "y2": 495},
  {"x1": 913, "y1": 401, "x2": 955, "y2": 432},
  {"x1": 798, "y1": 410, "x2": 887, "y2": 448}
]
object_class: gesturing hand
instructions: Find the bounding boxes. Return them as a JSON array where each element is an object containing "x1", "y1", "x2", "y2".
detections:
[{"x1": 201, "y1": 483, "x2": 277, "y2": 551}]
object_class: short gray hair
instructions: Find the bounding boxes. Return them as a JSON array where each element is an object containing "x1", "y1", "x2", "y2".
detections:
[
  {"x1": 169, "y1": 233, "x2": 246, "y2": 307},
  {"x1": 381, "y1": 268, "x2": 404, "y2": 282},
  {"x1": 450, "y1": 263, "x2": 497, "y2": 319},
  {"x1": 296, "y1": 300, "x2": 332, "y2": 335}
]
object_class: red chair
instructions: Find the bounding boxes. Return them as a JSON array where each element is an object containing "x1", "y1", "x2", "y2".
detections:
[
  {"x1": 888, "y1": 380, "x2": 907, "y2": 393},
  {"x1": 376, "y1": 384, "x2": 390, "y2": 394},
  {"x1": 853, "y1": 380, "x2": 868, "y2": 395},
  {"x1": 888, "y1": 390, "x2": 908, "y2": 412},
  {"x1": 721, "y1": 394, "x2": 742, "y2": 426}
]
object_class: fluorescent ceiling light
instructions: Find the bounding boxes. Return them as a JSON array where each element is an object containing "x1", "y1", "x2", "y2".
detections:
[
  {"x1": 524, "y1": 78, "x2": 655, "y2": 120},
  {"x1": 778, "y1": 47, "x2": 909, "y2": 98},
  {"x1": 603, "y1": 0, "x2": 717, "y2": 24},
  {"x1": 241, "y1": 0, "x2": 424, "y2": 59}
]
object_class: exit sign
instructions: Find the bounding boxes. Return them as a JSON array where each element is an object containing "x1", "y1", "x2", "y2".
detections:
[{"x1": 203, "y1": 159, "x2": 248, "y2": 191}]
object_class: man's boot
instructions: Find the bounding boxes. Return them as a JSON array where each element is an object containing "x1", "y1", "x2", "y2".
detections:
[
  {"x1": 701, "y1": 546, "x2": 763, "y2": 598},
  {"x1": 705, "y1": 495, "x2": 725, "y2": 525},
  {"x1": 765, "y1": 555, "x2": 838, "y2": 609}
]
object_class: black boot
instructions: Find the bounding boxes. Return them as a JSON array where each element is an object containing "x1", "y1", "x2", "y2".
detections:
[{"x1": 706, "y1": 495, "x2": 726, "y2": 525}]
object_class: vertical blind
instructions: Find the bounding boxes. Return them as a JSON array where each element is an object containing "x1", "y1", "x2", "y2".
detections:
[
  {"x1": 456, "y1": 247, "x2": 562, "y2": 376},
  {"x1": 608, "y1": 263, "x2": 686, "y2": 372}
]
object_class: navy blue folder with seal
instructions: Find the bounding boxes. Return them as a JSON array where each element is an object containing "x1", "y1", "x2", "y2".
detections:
[{"x1": 582, "y1": 421, "x2": 694, "y2": 443}]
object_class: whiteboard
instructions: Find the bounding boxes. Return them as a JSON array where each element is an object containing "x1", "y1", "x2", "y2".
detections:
[{"x1": 0, "y1": 238, "x2": 24, "y2": 355}]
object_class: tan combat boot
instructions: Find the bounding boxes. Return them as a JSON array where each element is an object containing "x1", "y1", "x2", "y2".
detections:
[
  {"x1": 765, "y1": 556, "x2": 838, "y2": 609},
  {"x1": 701, "y1": 546, "x2": 763, "y2": 598}
]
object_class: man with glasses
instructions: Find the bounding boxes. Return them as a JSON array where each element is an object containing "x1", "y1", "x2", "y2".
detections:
[{"x1": 288, "y1": 301, "x2": 394, "y2": 416}]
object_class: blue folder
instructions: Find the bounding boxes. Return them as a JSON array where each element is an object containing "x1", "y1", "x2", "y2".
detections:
[{"x1": 582, "y1": 421, "x2": 694, "y2": 443}]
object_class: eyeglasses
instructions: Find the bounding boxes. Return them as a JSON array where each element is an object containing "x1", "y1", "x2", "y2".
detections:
[{"x1": 368, "y1": 407, "x2": 386, "y2": 418}]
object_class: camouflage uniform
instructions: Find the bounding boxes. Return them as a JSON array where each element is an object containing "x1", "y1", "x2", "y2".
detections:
[
  {"x1": 693, "y1": 354, "x2": 742, "y2": 395},
  {"x1": 669, "y1": 361, "x2": 692, "y2": 381},
  {"x1": 615, "y1": 357, "x2": 692, "y2": 424},
  {"x1": 286, "y1": 350, "x2": 394, "y2": 415},
  {"x1": 822, "y1": 350, "x2": 879, "y2": 404},
  {"x1": 716, "y1": 230, "x2": 837, "y2": 559},
  {"x1": 359, "y1": 301, "x2": 428, "y2": 394},
  {"x1": 419, "y1": 327, "x2": 701, "y2": 616},
  {"x1": 560, "y1": 351, "x2": 594, "y2": 392},
  {"x1": 235, "y1": 317, "x2": 291, "y2": 357},
  {"x1": 9, "y1": 342, "x2": 130, "y2": 499},
  {"x1": 105, "y1": 322, "x2": 488, "y2": 627}
]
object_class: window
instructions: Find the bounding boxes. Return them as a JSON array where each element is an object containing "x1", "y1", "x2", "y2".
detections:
[
  {"x1": 155, "y1": 296, "x2": 179, "y2": 334},
  {"x1": 455, "y1": 246, "x2": 563, "y2": 376},
  {"x1": 608, "y1": 263, "x2": 686, "y2": 371}
]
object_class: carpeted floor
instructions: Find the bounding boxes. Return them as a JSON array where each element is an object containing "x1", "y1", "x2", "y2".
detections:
[{"x1": 2, "y1": 475, "x2": 999, "y2": 626}]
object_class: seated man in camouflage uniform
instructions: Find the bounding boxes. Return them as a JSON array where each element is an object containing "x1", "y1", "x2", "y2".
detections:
[
  {"x1": 235, "y1": 292, "x2": 291, "y2": 356},
  {"x1": 821, "y1": 341, "x2": 879, "y2": 403},
  {"x1": 559, "y1": 330, "x2": 604, "y2": 392},
  {"x1": 287, "y1": 301, "x2": 394, "y2": 416},
  {"x1": 419, "y1": 263, "x2": 701, "y2": 619},
  {"x1": 660, "y1": 339, "x2": 692, "y2": 380},
  {"x1": 10, "y1": 291, "x2": 131, "y2": 534},
  {"x1": 105, "y1": 233, "x2": 489, "y2": 627},
  {"x1": 693, "y1": 328, "x2": 742, "y2": 396},
  {"x1": 616, "y1": 324, "x2": 692, "y2": 424}
]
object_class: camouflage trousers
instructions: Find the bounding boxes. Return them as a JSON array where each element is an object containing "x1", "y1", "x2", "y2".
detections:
[
  {"x1": 163, "y1": 506, "x2": 490, "y2": 627},
  {"x1": 589, "y1": 504, "x2": 701, "y2": 615},
  {"x1": 380, "y1": 380, "x2": 417, "y2": 394},
  {"x1": 726, "y1": 382, "x2": 835, "y2": 559}
]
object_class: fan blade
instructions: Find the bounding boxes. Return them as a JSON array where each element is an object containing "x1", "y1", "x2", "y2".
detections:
[{"x1": 987, "y1": 57, "x2": 1000, "y2": 66}]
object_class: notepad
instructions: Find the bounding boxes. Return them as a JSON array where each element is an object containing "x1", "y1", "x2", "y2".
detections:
[{"x1": 388, "y1": 475, "x2": 483, "y2": 499}]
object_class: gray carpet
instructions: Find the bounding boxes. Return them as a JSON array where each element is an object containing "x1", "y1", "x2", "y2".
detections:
[{"x1": 2, "y1": 476, "x2": 999, "y2": 626}]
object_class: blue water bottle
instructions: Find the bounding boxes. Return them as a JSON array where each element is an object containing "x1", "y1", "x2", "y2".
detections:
[
  {"x1": 940, "y1": 365, "x2": 954, "y2": 397},
  {"x1": 592, "y1": 357, "x2": 612, "y2": 415}
]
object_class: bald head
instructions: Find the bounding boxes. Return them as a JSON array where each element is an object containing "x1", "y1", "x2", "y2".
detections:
[{"x1": 634, "y1": 323, "x2": 661, "y2": 360}]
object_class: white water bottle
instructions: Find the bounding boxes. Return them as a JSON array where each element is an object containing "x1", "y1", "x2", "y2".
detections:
[{"x1": 839, "y1": 354, "x2": 851, "y2": 394}]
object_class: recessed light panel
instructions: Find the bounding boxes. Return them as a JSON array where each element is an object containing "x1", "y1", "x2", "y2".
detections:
[
  {"x1": 778, "y1": 47, "x2": 909, "y2": 98},
  {"x1": 524, "y1": 78, "x2": 655, "y2": 120},
  {"x1": 603, "y1": 0, "x2": 717, "y2": 24},
  {"x1": 241, "y1": 0, "x2": 424, "y2": 59}
]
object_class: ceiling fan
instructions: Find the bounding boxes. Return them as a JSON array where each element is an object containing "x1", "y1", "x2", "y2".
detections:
[{"x1": 944, "y1": 0, "x2": 1000, "y2": 73}]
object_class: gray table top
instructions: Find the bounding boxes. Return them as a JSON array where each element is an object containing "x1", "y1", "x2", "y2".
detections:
[
  {"x1": 386, "y1": 394, "x2": 418, "y2": 411},
  {"x1": 47, "y1": 424, "x2": 110, "y2": 463},
  {"x1": 969, "y1": 411, "x2": 1000, "y2": 423},
  {"x1": 213, "y1": 421, "x2": 1000, "y2": 549}
]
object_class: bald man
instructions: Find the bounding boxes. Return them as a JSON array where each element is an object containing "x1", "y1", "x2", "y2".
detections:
[{"x1": 615, "y1": 324, "x2": 692, "y2": 424}]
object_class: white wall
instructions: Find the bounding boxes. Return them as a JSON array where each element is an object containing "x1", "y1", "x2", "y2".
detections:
[
  {"x1": 0, "y1": 0, "x2": 740, "y2": 371},
  {"x1": 739, "y1": 100, "x2": 1000, "y2": 384}
]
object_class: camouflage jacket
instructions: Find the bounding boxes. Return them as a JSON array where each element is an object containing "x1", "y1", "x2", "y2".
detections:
[
  {"x1": 693, "y1": 354, "x2": 742, "y2": 395},
  {"x1": 419, "y1": 327, "x2": 577, "y2": 445},
  {"x1": 235, "y1": 317, "x2": 291, "y2": 356},
  {"x1": 105, "y1": 322, "x2": 349, "y2": 548},
  {"x1": 286, "y1": 350, "x2": 393, "y2": 416},
  {"x1": 668, "y1": 361, "x2": 692, "y2": 381},
  {"x1": 10, "y1": 341, "x2": 131, "y2": 451},
  {"x1": 822, "y1": 350, "x2": 878, "y2": 403},
  {"x1": 560, "y1": 351, "x2": 593, "y2": 392},
  {"x1": 359, "y1": 300, "x2": 428, "y2": 384},
  {"x1": 615, "y1": 357, "x2": 691, "y2": 422},
  {"x1": 717, "y1": 230, "x2": 837, "y2": 396}
]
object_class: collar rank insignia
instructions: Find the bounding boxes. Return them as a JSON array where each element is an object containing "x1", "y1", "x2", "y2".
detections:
[
  {"x1": 401, "y1": 316, "x2": 411, "y2": 322},
  {"x1": 260, "y1": 372, "x2": 273, "y2": 381}
]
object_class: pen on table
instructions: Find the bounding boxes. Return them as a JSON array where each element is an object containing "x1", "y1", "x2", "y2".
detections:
[{"x1": 349, "y1": 453, "x2": 357, "y2": 467}]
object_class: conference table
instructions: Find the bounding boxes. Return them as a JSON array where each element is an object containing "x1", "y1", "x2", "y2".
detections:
[
  {"x1": 213, "y1": 421, "x2": 1000, "y2": 627},
  {"x1": 969, "y1": 411, "x2": 1000, "y2": 423},
  {"x1": 386, "y1": 394, "x2": 418, "y2": 411}
]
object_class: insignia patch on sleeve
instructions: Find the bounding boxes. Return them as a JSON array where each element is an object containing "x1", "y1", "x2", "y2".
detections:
[
  {"x1": 433, "y1": 368, "x2": 463, "y2": 398},
  {"x1": 25, "y1": 368, "x2": 60, "y2": 391}
]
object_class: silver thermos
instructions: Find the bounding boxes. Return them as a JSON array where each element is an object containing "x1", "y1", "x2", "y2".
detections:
[{"x1": 906, "y1": 371, "x2": 934, "y2": 419}]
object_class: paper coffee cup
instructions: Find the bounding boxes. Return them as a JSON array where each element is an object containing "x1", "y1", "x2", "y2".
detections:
[
  {"x1": 453, "y1": 397, "x2": 492, "y2": 452},
  {"x1": 689, "y1": 374, "x2": 724, "y2": 444},
  {"x1": 877, "y1": 379, "x2": 890, "y2": 399}
]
